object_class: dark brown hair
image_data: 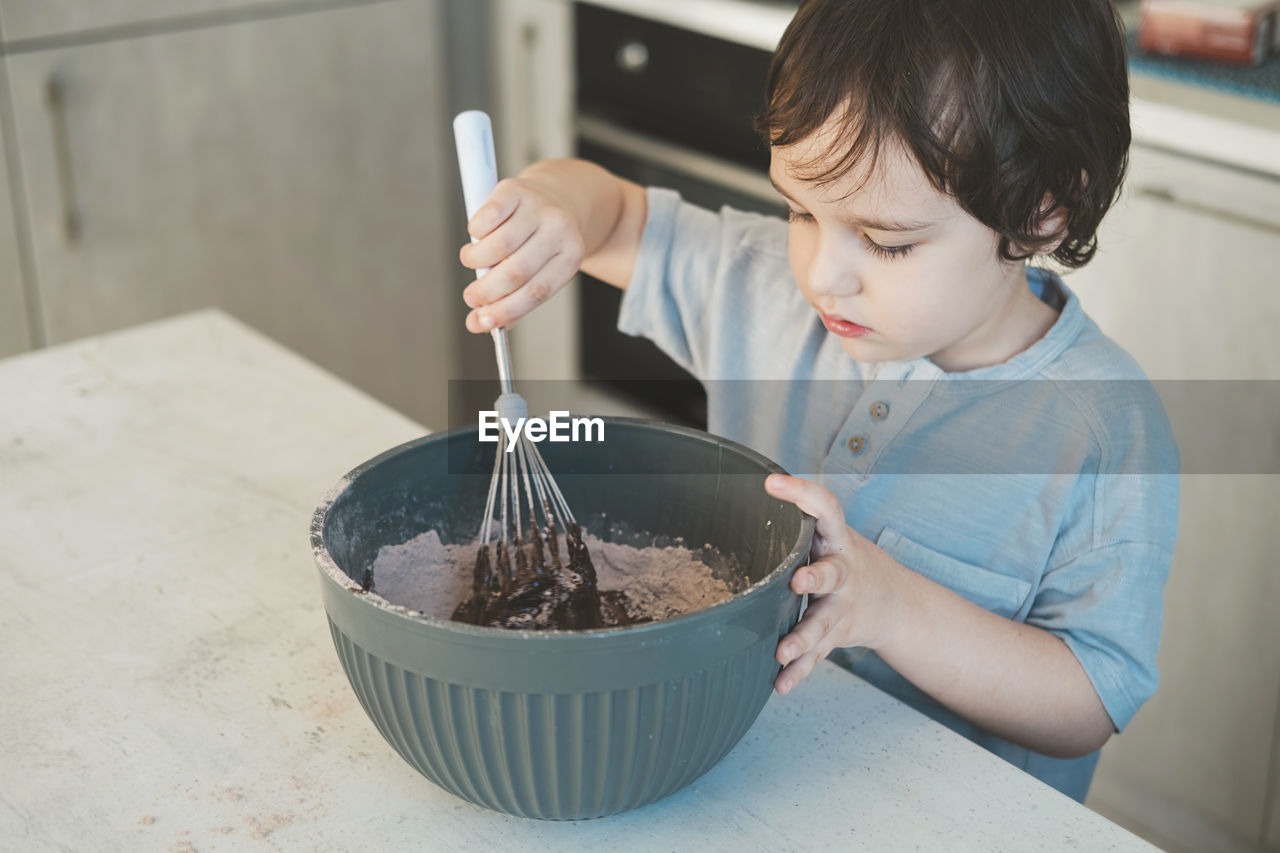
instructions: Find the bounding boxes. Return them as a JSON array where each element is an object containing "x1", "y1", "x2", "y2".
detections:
[{"x1": 756, "y1": 0, "x2": 1130, "y2": 268}]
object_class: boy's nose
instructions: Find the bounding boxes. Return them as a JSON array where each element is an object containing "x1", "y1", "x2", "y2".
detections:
[{"x1": 807, "y1": 239, "x2": 861, "y2": 300}]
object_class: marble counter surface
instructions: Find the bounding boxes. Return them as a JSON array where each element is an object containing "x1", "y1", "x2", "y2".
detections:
[{"x1": 0, "y1": 311, "x2": 1156, "y2": 851}]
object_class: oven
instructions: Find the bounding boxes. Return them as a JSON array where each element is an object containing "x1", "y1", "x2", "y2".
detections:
[{"x1": 574, "y1": 3, "x2": 787, "y2": 429}]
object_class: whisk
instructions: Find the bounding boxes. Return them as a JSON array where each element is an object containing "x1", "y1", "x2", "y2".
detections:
[{"x1": 451, "y1": 110, "x2": 603, "y2": 630}]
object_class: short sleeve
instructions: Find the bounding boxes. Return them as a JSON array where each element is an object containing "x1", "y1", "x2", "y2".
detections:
[
  {"x1": 616, "y1": 186, "x2": 800, "y2": 382},
  {"x1": 1027, "y1": 473, "x2": 1179, "y2": 731},
  {"x1": 616, "y1": 187, "x2": 717, "y2": 377},
  {"x1": 1024, "y1": 352, "x2": 1181, "y2": 731}
]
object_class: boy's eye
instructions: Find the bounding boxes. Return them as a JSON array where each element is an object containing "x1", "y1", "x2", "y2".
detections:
[
  {"x1": 863, "y1": 236, "x2": 916, "y2": 260},
  {"x1": 785, "y1": 209, "x2": 916, "y2": 260}
]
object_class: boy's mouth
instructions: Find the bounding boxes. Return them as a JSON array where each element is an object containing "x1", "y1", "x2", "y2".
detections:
[{"x1": 820, "y1": 313, "x2": 872, "y2": 338}]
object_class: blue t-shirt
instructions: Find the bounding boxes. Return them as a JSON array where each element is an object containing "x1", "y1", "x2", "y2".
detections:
[{"x1": 617, "y1": 187, "x2": 1180, "y2": 802}]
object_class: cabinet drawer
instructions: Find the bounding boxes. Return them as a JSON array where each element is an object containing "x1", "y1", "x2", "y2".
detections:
[
  {"x1": 1127, "y1": 143, "x2": 1280, "y2": 237},
  {"x1": 0, "y1": 0, "x2": 344, "y2": 43}
]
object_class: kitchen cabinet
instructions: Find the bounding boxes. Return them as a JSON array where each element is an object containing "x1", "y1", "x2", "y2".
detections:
[
  {"x1": 1070, "y1": 143, "x2": 1280, "y2": 852},
  {"x1": 4, "y1": 0, "x2": 458, "y2": 428},
  {"x1": 1067, "y1": 143, "x2": 1280, "y2": 380},
  {"x1": 0, "y1": 122, "x2": 32, "y2": 357}
]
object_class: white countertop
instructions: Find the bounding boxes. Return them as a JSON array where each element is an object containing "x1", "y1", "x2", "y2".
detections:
[
  {"x1": 0, "y1": 310, "x2": 1156, "y2": 851},
  {"x1": 577, "y1": 0, "x2": 1280, "y2": 177}
]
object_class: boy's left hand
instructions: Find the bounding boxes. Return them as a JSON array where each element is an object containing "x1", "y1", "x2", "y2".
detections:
[{"x1": 764, "y1": 473, "x2": 901, "y2": 695}]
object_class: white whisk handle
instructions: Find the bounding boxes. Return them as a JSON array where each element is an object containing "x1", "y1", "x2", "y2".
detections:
[
  {"x1": 453, "y1": 110, "x2": 498, "y2": 278},
  {"x1": 454, "y1": 110, "x2": 515, "y2": 393}
]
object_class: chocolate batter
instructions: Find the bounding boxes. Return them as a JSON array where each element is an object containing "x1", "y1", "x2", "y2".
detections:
[{"x1": 451, "y1": 519, "x2": 647, "y2": 630}]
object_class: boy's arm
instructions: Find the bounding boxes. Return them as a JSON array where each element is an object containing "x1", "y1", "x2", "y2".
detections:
[
  {"x1": 766, "y1": 474, "x2": 1115, "y2": 759},
  {"x1": 459, "y1": 158, "x2": 646, "y2": 331},
  {"x1": 863, "y1": 560, "x2": 1114, "y2": 757}
]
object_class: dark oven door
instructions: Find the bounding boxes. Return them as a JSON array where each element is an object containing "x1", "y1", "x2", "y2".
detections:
[{"x1": 574, "y1": 3, "x2": 785, "y2": 429}]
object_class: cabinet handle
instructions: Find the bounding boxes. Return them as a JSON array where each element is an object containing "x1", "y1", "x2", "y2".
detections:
[
  {"x1": 45, "y1": 76, "x2": 82, "y2": 244},
  {"x1": 520, "y1": 21, "x2": 540, "y2": 164},
  {"x1": 576, "y1": 114, "x2": 780, "y2": 206},
  {"x1": 616, "y1": 40, "x2": 649, "y2": 74},
  {"x1": 1134, "y1": 184, "x2": 1280, "y2": 236}
]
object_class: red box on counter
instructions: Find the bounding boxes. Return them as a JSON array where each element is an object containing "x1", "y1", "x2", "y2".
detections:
[{"x1": 1139, "y1": 0, "x2": 1280, "y2": 66}]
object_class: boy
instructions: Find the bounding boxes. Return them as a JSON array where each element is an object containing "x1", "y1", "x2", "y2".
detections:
[{"x1": 456, "y1": 0, "x2": 1179, "y2": 802}]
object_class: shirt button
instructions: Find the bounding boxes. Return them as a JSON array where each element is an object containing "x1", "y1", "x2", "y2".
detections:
[
  {"x1": 846, "y1": 433, "x2": 868, "y2": 455},
  {"x1": 870, "y1": 401, "x2": 889, "y2": 420}
]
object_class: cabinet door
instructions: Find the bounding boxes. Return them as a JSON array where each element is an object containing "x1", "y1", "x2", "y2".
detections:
[
  {"x1": 1073, "y1": 146, "x2": 1280, "y2": 850},
  {"x1": 0, "y1": 0, "x2": 321, "y2": 42},
  {"x1": 1069, "y1": 144, "x2": 1280, "y2": 380},
  {"x1": 0, "y1": 122, "x2": 31, "y2": 357},
  {"x1": 7, "y1": 0, "x2": 458, "y2": 428}
]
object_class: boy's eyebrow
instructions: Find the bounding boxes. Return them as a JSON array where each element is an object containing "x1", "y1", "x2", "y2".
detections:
[{"x1": 768, "y1": 172, "x2": 938, "y2": 233}]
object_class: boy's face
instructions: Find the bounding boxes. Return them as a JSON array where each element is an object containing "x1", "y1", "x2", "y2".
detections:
[{"x1": 770, "y1": 124, "x2": 1036, "y2": 370}]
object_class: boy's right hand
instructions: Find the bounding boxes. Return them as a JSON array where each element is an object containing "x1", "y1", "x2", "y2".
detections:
[{"x1": 458, "y1": 176, "x2": 586, "y2": 333}]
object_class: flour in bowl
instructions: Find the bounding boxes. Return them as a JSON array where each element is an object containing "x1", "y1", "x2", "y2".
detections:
[{"x1": 368, "y1": 528, "x2": 736, "y2": 626}]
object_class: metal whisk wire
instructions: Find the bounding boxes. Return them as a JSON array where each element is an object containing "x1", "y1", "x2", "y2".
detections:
[{"x1": 476, "y1": 418, "x2": 576, "y2": 579}]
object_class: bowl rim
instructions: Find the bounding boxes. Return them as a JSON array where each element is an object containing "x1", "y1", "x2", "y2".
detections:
[{"x1": 310, "y1": 416, "x2": 816, "y2": 640}]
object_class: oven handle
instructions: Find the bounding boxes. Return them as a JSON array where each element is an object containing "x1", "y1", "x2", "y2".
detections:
[{"x1": 576, "y1": 114, "x2": 779, "y2": 206}]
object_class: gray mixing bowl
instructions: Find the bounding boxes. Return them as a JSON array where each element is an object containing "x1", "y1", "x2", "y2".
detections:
[{"x1": 311, "y1": 418, "x2": 814, "y2": 820}]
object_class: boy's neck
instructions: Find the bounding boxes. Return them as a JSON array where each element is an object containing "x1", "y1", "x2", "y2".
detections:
[{"x1": 928, "y1": 268, "x2": 1060, "y2": 374}]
